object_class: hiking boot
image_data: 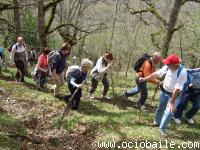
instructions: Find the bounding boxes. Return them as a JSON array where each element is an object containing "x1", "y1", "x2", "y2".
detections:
[
  {"x1": 88, "y1": 93, "x2": 95, "y2": 99},
  {"x1": 160, "y1": 130, "x2": 167, "y2": 137},
  {"x1": 64, "y1": 95, "x2": 71, "y2": 103},
  {"x1": 185, "y1": 117, "x2": 195, "y2": 124},
  {"x1": 140, "y1": 105, "x2": 146, "y2": 111},
  {"x1": 122, "y1": 93, "x2": 130, "y2": 101},
  {"x1": 151, "y1": 120, "x2": 159, "y2": 127},
  {"x1": 173, "y1": 118, "x2": 181, "y2": 124}
]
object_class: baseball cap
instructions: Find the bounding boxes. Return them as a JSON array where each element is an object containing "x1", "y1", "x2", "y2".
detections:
[{"x1": 162, "y1": 54, "x2": 180, "y2": 65}]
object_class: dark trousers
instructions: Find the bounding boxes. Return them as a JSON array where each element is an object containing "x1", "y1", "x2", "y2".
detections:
[
  {"x1": 0, "y1": 53, "x2": 3, "y2": 59},
  {"x1": 89, "y1": 76, "x2": 109, "y2": 96},
  {"x1": 36, "y1": 71, "x2": 47, "y2": 89},
  {"x1": 15, "y1": 59, "x2": 25, "y2": 82},
  {"x1": 125, "y1": 78, "x2": 148, "y2": 107},
  {"x1": 174, "y1": 88, "x2": 200, "y2": 119},
  {"x1": 67, "y1": 83, "x2": 82, "y2": 110}
]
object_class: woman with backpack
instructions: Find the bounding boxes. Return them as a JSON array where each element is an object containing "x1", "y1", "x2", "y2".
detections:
[
  {"x1": 64, "y1": 59, "x2": 93, "y2": 110},
  {"x1": 34, "y1": 47, "x2": 50, "y2": 91},
  {"x1": 50, "y1": 42, "x2": 72, "y2": 97},
  {"x1": 88, "y1": 51, "x2": 113, "y2": 99}
]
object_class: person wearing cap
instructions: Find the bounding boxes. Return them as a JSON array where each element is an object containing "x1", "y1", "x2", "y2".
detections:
[
  {"x1": 88, "y1": 51, "x2": 113, "y2": 99},
  {"x1": 124, "y1": 52, "x2": 162, "y2": 110},
  {"x1": 139, "y1": 54, "x2": 187, "y2": 136}
]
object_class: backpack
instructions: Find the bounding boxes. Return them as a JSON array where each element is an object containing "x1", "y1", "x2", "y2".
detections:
[
  {"x1": 133, "y1": 53, "x2": 152, "y2": 72},
  {"x1": 8, "y1": 44, "x2": 25, "y2": 52},
  {"x1": 65, "y1": 65, "x2": 80, "y2": 82},
  {"x1": 31, "y1": 67, "x2": 38, "y2": 81},
  {"x1": 47, "y1": 50, "x2": 60, "y2": 65},
  {"x1": 7, "y1": 44, "x2": 15, "y2": 52},
  {"x1": 191, "y1": 72, "x2": 200, "y2": 89}
]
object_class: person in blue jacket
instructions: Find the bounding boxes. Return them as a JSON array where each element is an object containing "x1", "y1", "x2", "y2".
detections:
[
  {"x1": 173, "y1": 68, "x2": 200, "y2": 124},
  {"x1": 51, "y1": 42, "x2": 72, "y2": 96}
]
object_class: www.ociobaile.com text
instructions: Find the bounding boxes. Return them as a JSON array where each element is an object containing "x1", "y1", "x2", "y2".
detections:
[{"x1": 97, "y1": 140, "x2": 200, "y2": 149}]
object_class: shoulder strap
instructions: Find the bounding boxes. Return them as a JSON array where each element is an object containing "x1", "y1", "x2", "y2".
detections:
[
  {"x1": 177, "y1": 64, "x2": 184, "y2": 78},
  {"x1": 15, "y1": 44, "x2": 17, "y2": 51},
  {"x1": 147, "y1": 58, "x2": 152, "y2": 68}
]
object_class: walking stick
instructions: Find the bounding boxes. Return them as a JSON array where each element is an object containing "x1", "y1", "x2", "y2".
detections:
[
  {"x1": 151, "y1": 84, "x2": 160, "y2": 112},
  {"x1": 61, "y1": 81, "x2": 85, "y2": 120}
]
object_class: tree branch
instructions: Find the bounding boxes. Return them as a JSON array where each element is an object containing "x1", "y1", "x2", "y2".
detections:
[
  {"x1": 43, "y1": 0, "x2": 63, "y2": 11},
  {"x1": 48, "y1": 24, "x2": 90, "y2": 34},
  {"x1": 0, "y1": 18, "x2": 15, "y2": 29},
  {"x1": 173, "y1": 24, "x2": 184, "y2": 33},
  {"x1": 0, "y1": 2, "x2": 15, "y2": 12},
  {"x1": 45, "y1": 4, "x2": 57, "y2": 33},
  {"x1": 183, "y1": 0, "x2": 200, "y2": 4},
  {"x1": 129, "y1": 7, "x2": 167, "y2": 26}
]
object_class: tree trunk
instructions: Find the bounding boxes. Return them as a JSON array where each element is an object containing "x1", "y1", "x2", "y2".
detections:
[
  {"x1": 162, "y1": 0, "x2": 183, "y2": 57},
  {"x1": 38, "y1": 0, "x2": 47, "y2": 48},
  {"x1": 13, "y1": 0, "x2": 21, "y2": 38}
]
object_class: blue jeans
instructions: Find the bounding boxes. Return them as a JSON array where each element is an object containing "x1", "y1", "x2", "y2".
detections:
[
  {"x1": 155, "y1": 91, "x2": 180, "y2": 132},
  {"x1": 174, "y1": 88, "x2": 200, "y2": 119},
  {"x1": 125, "y1": 78, "x2": 147, "y2": 107}
]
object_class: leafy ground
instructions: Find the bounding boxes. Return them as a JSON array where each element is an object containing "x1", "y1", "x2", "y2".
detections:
[{"x1": 0, "y1": 67, "x2": 200, "y2": 150}]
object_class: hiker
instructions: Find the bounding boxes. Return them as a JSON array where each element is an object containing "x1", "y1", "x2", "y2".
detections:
[
  {"x1": 64, "y1": 59, "x2": 93, "y2": 110},
  {"x1": 33, "y1": 47, "x2": 51, "y2": 91},
  {"x1": 88, "y1": 51, "x2": 113, "y2": 99},
  {"x1": 10, "y1": 37, "x2": 28, "y2": 82},
  {"x1": 0, "y1": 46, "x2": 4, "y2": 59},
  {"x1": 173, "y1": 68, "x2": 200, "y2": 124},
  {"x1": 28, "y1": 48, "x2": 37, "y2": 65},
  {"x1": 50, "y1": 42, "x2": 72, "y2": 96},
  {"x1": 123, "y1": 52, "x2": 161, "y2": 109},
  {"x1": 139, "y1": 54, "x2": 187, "y2": 136},
  {"x1": 0, "y1": 46, "x2": 4, "y2": 72}
]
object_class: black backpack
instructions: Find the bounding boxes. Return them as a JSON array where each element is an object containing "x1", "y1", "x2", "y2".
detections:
[
  {"x1": 7, "y1": 44, "x2": 15, "y2": 52},
  {"x1": 8, "y1": 44, "x2": 25, "y2": 52},
  {"x1": 133, "y1": 53, "x2": 152, "y2": 72}
]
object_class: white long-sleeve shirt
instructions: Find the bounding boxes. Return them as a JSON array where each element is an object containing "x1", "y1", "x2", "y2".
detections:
[
  {"x1": 91, "y1": 56, "x2": 109, "y2": 81},
  {"x1": 11, "y1": 43, "x2": 27, "y2": 64}
]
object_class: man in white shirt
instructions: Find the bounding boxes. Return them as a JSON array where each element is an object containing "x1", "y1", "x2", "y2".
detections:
[
  {"x1": 139, "y1": 54, "x2": 187, "y2": 136},
  {"x1": 11, "y1": 37, "x2": 28, "y2": 82}
]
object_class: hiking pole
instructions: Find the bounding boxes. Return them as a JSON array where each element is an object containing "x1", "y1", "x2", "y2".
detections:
[
  {"x1": 110, "y1": 60, "x2": 116, "y2": 106},
  {"x1": 61, "y1": 81, "x2": 85, "y2": 120},
  {"x1": 151, "y1": 84, "x2": 160, "y2": 112}
]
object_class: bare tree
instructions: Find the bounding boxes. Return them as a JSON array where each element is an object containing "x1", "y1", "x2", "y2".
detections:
[
  {"x1": 128, "y1": 0, "x2": 200, "y2": 57},
  {"x1": 37, "y1": 0, "x2": 63, "y2": 48},
  {"x1": 56, "y1": 0, "x2": 108, "y2": 46}
]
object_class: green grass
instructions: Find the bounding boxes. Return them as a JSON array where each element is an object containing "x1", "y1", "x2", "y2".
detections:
[{"x1": 0, "y1": 67, "x2": 200, "y2": 149}]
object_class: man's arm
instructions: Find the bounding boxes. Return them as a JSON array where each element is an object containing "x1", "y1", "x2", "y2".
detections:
[
  {"x1": 169, "y1": 88, "x2": 180, "y2": 113},
  {"x1": 139, "y1": 72, "x2": 158, "y2": 83}
]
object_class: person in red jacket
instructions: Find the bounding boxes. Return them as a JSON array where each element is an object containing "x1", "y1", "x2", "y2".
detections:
[{"x1": 35, "y1": 47, "x2": 50, "y2": 90}]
